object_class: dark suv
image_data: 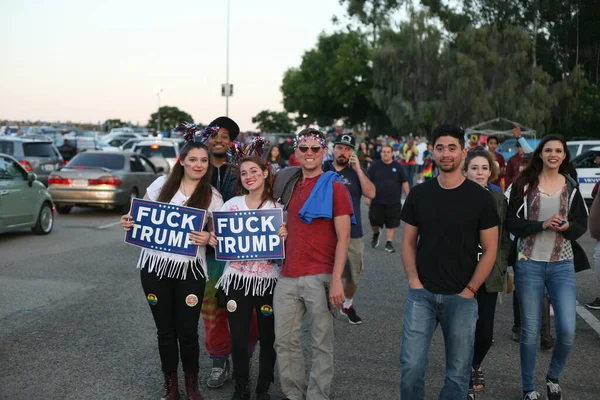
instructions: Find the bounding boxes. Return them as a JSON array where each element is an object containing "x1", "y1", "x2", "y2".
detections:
[{"x1": 0, "y1": 137, "x2": 63, "y2": 186}]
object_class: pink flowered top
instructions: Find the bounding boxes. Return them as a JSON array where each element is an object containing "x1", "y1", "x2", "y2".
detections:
[{"x1": 215, "y1": 196, "x2": 283, "y2": 296}]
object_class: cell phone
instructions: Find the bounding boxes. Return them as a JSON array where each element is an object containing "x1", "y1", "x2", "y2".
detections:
[{"x1": 557, "y1": 220, "x2": 567, "y2": 227}]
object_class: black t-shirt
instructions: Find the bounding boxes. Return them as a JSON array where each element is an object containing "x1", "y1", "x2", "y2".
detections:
[
  {"x1": 400, "y1": 178, "x2": 500, "y2": 294},
  {"x1": 323, "y1": 161, "x2": 363, "y2": 238},
  {"x1": 367, "y1": 160, "x2": 406, "y2": 205}
]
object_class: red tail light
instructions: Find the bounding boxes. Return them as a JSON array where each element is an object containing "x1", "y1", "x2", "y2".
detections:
[
  {"x1": 19, "y1": 160, "x2": 33, "y2": 171},
  {"x1": 48, "y1": 176, "x2": 72, "y2": 184},
  {"x1": 88, "y1": 176, "x2": 123, "y2": 185}
]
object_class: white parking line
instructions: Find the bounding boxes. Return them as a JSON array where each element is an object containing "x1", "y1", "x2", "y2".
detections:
[
  {"x1": 97, "y1": 221, "x2": 122, "y2": 230},
  {"x1": 576, "y1": 301, "x2": 600, "y2": 338}
]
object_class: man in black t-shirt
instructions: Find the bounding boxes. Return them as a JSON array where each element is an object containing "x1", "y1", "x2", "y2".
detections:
[
  {"x1": 399, "y1": 125, "x2": 499, "y2": 400},
  {"x1": 203, "y1": 116, "x2": 241, "y2": 388},
  {"x1": 323, "y1": 134, "x2": 376, "y2": 325},
  {"x1": 367, "y1": 145, "x2": 410, "y2": 253}
]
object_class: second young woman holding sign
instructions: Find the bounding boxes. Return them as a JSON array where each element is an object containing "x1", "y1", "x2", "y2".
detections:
[{"x1": 211, "y1": 155, "x2": 287, "y2": 400}]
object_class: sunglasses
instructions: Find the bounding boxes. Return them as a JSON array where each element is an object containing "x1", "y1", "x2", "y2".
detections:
[{"x1": 297, "y1": 145, "x2": 323, "y2": 153}]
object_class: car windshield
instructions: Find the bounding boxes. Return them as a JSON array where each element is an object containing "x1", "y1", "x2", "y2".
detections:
[
  {"x1": 23, "y1": 142, "x2": 56, "y2": 157},
  {"x1": 573, "y1": 150, "x2": 600, "y2": 169},
  {"x1": 67, "y1": 153, "x2": 125, "y2": 170},
  {"x1": 136, "y1": 145, "x2": 176, "y2": 158}
]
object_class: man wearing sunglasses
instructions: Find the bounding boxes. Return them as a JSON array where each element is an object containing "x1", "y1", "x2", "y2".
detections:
[{"x1": 274, "y1": 128, "x2": 353, "y2": 400}]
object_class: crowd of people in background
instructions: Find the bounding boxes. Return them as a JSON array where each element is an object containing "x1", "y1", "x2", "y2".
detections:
[{"x1": 119, "y1": 118, "x2": 598, "y2": 400}]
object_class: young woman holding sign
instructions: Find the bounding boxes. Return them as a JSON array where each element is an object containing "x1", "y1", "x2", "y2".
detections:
[
  {"x1": 210, "y1": 155, "x2": 287, "y2": 400},
  {"x1": 121, "y1": 141, "x2": 224, "y2": 400}
]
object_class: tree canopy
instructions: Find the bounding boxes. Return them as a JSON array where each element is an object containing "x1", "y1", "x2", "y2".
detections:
[
  {"x1": 251, "y1": 110, "x2": 296, "y2": 133},
  {"x1": 147, "y1": 106, "x2": 194, "y2": 133},
  {"x1": 278, "y1": 0, "x2": 600, "y2": 138}
]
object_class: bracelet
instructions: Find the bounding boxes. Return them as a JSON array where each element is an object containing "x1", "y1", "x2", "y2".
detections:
[{"x1": 466, "y1": 285, "x2": 477, "y2": 295}]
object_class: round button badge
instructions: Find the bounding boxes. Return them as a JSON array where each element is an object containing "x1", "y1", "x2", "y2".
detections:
[
  {"x1": 227, "y1": 300, "x2": 237, "y2": 313},
  {"x1": 185, "y1": 294, "x2": 198, "y2": 307}
]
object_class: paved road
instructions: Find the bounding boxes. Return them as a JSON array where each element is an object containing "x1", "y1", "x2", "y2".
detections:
[{"x1": 1, "y1": 205, "x2": 600, "y2": 399}]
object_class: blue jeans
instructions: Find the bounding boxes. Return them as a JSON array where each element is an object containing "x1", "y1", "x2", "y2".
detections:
[
  {"x1": 400, "y1": 288, "x2": 478, "y2": 400},
  {"x1": 403, "y1": 164, "x2": 416, "y2": 188},
  {"x1": 515, "y1": 259, "x2": 576, "y2": 391}
]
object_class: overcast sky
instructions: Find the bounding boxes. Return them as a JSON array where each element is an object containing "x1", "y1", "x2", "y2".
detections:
[{"x1": 1, "y1": 0, "x2": 354, "y2": 130}]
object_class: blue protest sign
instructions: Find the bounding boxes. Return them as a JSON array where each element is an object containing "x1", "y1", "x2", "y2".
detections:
[
  {"x1": 125, "y1": 198, "x2": 206, "y2": 257},
  {"x1": 212, "y1": 209, "x2": 285, "y2": 261}
]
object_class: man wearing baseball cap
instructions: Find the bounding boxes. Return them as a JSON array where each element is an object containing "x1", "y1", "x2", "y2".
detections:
[{"x1": 323, "y1": 133, "x2": 375, "y2": 324}]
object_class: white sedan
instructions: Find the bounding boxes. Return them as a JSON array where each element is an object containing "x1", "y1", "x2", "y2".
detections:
[{"x1": 573, "y1": 146, "x2": 600, "y2": 203}]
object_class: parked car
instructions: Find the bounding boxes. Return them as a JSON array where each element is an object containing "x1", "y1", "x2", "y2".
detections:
[
  {"x1": 498, "y1": 138, "x2": 541, "y2": 162},
  {"x1": 260, "y1": 133, "x2": 296, "y2": 163},
  {"x1": 572, "y1": 146, "x2": 600, "y2": 203},
  {"x1": 132, "y1": 140, "x2": 180, "y2": 170},
  {"x1": 104, "y1": 133, "x2": 144, "y2": 148},
  {"x1": 0, "y1": 137, "x2": 63, "y2": 186},
  {"x1": 0, "y1": 126, "x2": 21, "y2": 136},
  {"x1": 47, "y1": 151, "x2": 162, "y2": 214},
  {"x1": 0, "y1": 153, "x2": 54, "y2": 235},
  {"x1": 26, "y1": 126, "x2": 62, "y2": 140},
  {"x1": 566, "y1": 140, "x2": 600, "y2": 158},
  {"x1": 120, "y1": 138, "x2": 144, "y2": 151}
]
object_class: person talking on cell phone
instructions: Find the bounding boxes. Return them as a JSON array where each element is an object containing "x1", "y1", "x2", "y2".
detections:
[{"x1": 506, "y1": 134, "x2": 590, "y2": 400}]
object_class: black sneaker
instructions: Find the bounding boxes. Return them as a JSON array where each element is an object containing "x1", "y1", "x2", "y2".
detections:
[
  {"x1": 546, "y1": 379, "x2": 563, "y2": 400},
  {"x1": 385, "y1": 241, "x2": 395, "y2": 253},
  {"x1": 340, "y1": 306, "x2": 363, "y2": 325},
  {"x1": 586, "y1": 297, "x2": 600, "y2": 310},
  {"x1": 371, "y1": 232, "x2": 380, "y2": 248},
  {"x1": 522, "y1": 391, "x2": 540, "y2": 400}
]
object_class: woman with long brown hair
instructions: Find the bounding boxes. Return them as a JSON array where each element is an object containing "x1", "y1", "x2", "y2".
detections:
[
  {"x1": 121, "y1": 134, "x2": 224, "y2": 400},
  {"x1": 211, "y1": 155, "x2": 287, "y2": 400},
  {"x1": 507, "y1": 134, "x2": 589, "y2": 400},
  {"x1": 266, "y1": 145, "x2": 286, "y2": 173},
  {"x1": 462, "y1": 149, "x2": 511, "y2": 398}
]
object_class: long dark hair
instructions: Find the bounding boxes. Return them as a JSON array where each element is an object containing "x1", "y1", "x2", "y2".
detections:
[
  {"x1": 238, "y1": 156, "x2": 274, "y2": 206},
  {"x1": 267, "y1": 145, "x2": 281, "y2": 163},
  {"x1": 157, "y1": 143, "x2": 214, "y2": 210},
  {"x1": 515, "y1": 134, "x2": 570, "y2": 197}
]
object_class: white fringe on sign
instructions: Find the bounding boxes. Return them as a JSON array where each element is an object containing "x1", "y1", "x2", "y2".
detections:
[
  {"x1": 137, "y1": 249, "x2": 207, "y2": 280},
  {"x1": 216, "y1": 270, "x2": 277, "y2": 297}
]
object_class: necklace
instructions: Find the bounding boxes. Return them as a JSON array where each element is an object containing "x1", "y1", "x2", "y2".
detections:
[{"x1": 180, "y1": 180, "x2": 189, "y2": 198}]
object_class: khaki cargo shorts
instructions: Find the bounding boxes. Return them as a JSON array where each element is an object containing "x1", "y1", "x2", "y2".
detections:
[{"x1": 343, "y1": 238, "x2": 364, "y2": 284}]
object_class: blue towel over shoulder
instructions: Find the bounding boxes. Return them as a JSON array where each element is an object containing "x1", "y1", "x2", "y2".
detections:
[{"x1": 298, "y1": 171, "x2": 357, "y2": 225}]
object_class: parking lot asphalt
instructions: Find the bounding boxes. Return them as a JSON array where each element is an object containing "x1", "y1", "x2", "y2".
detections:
[{"x1": 1, "y1": 205, "x2": 600, "y2": 399}]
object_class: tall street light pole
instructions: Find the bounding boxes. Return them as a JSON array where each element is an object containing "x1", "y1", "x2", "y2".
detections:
[
  {"x1": 154, "y1": 88, "x2": 163, "y2": 134},
  {"x1": 225, "y1": 0, "x2": 230, "y2": 117}
]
